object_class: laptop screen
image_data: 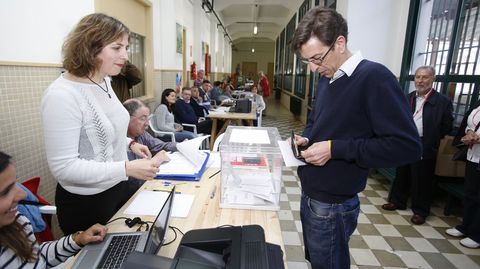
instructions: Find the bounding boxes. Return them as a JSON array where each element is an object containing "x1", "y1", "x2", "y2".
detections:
[{"x1": 143, "y1": 186, "x2": 175, "y2": 255}]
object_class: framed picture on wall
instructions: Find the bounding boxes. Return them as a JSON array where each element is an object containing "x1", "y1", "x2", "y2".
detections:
[{"x1": 176, "y1": 23, "x2": 183, "y2": 54}]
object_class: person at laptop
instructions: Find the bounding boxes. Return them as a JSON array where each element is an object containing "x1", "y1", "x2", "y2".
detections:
[
  {"x1": 0, "y1": 151, "x2": 107, "y2": 268},
  {"x1": 123, "y1": 98, "x2": 177, "y2": 195},
  {"x1": 41, "y1": 13, "x2": 163, "y2": 235}
]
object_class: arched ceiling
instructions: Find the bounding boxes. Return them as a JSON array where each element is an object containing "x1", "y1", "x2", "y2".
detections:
[{"x1": 203, "y1": 0, "x2": 304, "y2": 45}]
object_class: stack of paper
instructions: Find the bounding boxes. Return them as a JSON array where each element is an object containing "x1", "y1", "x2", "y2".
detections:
[
  {"x1": 222, "y1": 158, "x2": 276, "y2": 206},
  {"x1": 156, "y1": 136, "x2": 210, "y2": 181},
  {"x1": 124, "y1": 191, "x2": 195, "y2": 218}
]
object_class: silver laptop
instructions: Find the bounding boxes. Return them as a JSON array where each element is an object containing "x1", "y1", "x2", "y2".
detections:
[{"x1": 72, "y1": 186, "x2": 175, "y2": 269}]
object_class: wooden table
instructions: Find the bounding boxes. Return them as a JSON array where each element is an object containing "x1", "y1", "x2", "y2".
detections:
[
  {"x1": 207, "y1": 106, "x2": 257, "y2": 150},
  {"x1": 67, "y1": 167, "x2": 285, "y2": 267}
]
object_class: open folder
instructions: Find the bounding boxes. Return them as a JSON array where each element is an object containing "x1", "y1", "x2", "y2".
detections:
[{"x1": 155, "y1": 136, "x2": 210, "y2": 181}]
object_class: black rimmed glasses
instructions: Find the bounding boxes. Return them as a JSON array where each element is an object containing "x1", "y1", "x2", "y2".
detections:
[{"x1": 299, "y1": 40, "x2": 336, "y2": 65}]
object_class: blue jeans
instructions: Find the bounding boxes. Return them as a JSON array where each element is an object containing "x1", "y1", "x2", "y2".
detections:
[
  {"x1": 300, "y1": 193, "x2": 360, "y2": 269},
  {"x1": 174, "y1": 130, "x2": 196, "y2": 142}
]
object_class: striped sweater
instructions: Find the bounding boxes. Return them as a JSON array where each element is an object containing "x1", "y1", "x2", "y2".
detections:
[{"x1": 0, "y1": 214, "x2": 81, "y2": 268}]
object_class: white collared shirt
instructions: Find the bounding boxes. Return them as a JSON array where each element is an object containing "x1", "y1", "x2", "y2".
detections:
[
  {"x1": 330, "y1": 51, "x2": 364, "y2": 84},
  {"x1": 414, "y1": 94, "x2": 427, "y2": 136}
]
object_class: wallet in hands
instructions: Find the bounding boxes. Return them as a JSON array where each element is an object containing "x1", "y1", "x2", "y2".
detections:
[{"x1": 291, "y1": 131, "x2": 307, "y2": 160}]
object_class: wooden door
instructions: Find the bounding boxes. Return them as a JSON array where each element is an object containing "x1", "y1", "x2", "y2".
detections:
[{"x1": 242, "y1": 62, "x2": 257, "y2": 83}]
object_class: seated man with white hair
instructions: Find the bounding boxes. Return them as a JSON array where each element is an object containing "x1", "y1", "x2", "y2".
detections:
[{"x1": 123, "y1": 98, "x2": 177, "y2": 195}]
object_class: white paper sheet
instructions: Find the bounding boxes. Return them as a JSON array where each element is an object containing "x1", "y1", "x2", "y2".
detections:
[
  {"x1": 157, "y1": 136, "x2": 210, "y2": 176},
  {"x1": 176, "y1": 135, "x2": 210, "y2": 166},
  {"x1": 207, "y1": 152, "x2": 221, "y2": 168},
  {"x1": 124, "y1": 191, "x2": 194, "y2": 218},
  {"x1": 278, "y1": 140, "x2": 306, "y2": 167},
  {"x1": 229, "y1": 129, "x2": 270, "y2": 144},
  {"x1": 158, "y1": 152, "x2": 199, "y2": 175}
]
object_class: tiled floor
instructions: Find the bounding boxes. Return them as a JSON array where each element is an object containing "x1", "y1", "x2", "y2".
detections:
[{"x1": 262, "y1": 97, "x2": 480, "y2": 269}]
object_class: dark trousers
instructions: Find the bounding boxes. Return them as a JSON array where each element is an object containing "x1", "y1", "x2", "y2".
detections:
[
  {"x1": 196, "y1": 119, "x2": 212, "y2": 134},
  {"x1": 126, "y1": 177, "x2": 145, "y2": 198},
  {"x1": 457, "y1": 161, "x2": 480, "y2": 242},
  {"x1": 55, "y1": 181, "x2": 130, "y2": 235},
  {"x1": 389, "y1": 158, "x2": 436, "y2": 217}
]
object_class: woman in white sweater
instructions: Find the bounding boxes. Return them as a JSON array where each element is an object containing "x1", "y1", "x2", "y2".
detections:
[
  {"x1": 0, "y1": 151, "x2": 107, "y2": 268},
  {"x1": 153, "y1": 88, "x2": 196, "y2": 142},
  {"x1": 41, "y1": 13, "x2": 162, "y2": 235}
]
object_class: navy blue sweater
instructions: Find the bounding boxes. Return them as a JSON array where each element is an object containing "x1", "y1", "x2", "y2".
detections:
[
  {"x1": 299, "y1": 60, "x2": 422, "y2": 203},
  {"x1": 174, "y1": 100, "x2": 198, "y2": 124}
]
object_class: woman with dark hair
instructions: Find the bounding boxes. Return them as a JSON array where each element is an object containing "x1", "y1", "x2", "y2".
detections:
[
  {"x1": 41, "y1": 13, "x2": 162, "y2": 235},
  {"x1": 0, "y1": 151, "x2": 107, "y2": 268},
  {"x1": 153, "y1": 88, "x2": 196, "y2": 142}
]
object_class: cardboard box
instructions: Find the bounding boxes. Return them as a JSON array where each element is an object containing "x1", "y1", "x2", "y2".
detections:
[{"x1": 435, "y1": 136, "x2": 465, "y2": 178}]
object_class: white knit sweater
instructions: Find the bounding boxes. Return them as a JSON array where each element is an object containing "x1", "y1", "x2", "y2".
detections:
[{"x1": 41, "y1": 74, "x2": 129, "y2": 195}]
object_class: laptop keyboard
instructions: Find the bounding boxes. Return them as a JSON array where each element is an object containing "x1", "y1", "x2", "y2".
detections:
[{"x1": 97, "y1": 234, "x2": 141, "y2": 269}]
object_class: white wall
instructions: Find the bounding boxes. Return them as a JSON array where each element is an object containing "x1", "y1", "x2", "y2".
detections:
[
  {"x1": 154, "y1": 0, "x2": 176, "y2": 69},
  {"x1": 0, "y1": 0, "x2": 94, "y2": 64},
  {"x1": 337, "y1": 0, "x2": 410, "y2": 76},
  {"x1": 153, "y1": 0, "x2": 231, "y2": 74},
  {"x1": 232, "y1": 41, "x2": 275, "y2": 76}
]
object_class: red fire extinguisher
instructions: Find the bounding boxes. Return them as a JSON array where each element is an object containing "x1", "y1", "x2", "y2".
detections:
[{"x1": 190, "y1": 62, "x2": 197, "y2": 80}]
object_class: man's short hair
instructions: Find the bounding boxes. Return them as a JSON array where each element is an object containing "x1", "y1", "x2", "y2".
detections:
[
  {"x1": 123, "y1": 98, "x2": 146, "y2": 116},
  {"x1": 182, "y1": 87, "x2": 191, "y2": 93},
  {"x1": 292, "y1": 7, "x2": 348, "y2": 54},
  {"x1": 416, "y1": 66, "x2": 436, "y2": 77},
  {"x1": 202, "y1": 79, "x2": 211, "y2": 84}
]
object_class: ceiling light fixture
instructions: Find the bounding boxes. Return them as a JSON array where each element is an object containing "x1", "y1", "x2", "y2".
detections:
[
  {"x1": 253, "y1": 25, "x2": 258, "y2": 35},
  {"x1": 251, "y1": 48, "x2": 255, "y2": 53}
]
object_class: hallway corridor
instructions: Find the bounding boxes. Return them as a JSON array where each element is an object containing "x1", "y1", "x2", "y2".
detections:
[{"x1": 261, "y1": 98, "x2": 479, "y2": 269}]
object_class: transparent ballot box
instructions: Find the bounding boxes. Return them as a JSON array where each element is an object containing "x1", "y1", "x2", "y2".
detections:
[{"x1": 219, "y1": 126, "x2": 282, "y2": 211}]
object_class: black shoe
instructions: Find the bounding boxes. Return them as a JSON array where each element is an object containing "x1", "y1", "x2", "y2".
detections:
[
  {"x1": 382, "y1": 203, "x2": 398, "y2": 211},
  {"x1": 411, "y1": 214, "x2": 425, "y2": 225}
]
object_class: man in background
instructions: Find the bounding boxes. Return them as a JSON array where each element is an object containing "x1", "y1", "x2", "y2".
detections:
[
  {"x1": 174, "y1": 87, "x2": 212, "y2": 134},
  {"x1": 383, "y1": 66, "x2": 453, "y2": 225},
  {"x1": 111, "y1": 61, "x2": 142, "y2": 102},
  {"x1": 257, "y1": 70, "x2": 270, "y2": 98},
  {"x1": 123, "y1": 99, "x2": 177, "y2": 195},
  {"x1": 199, "y1": 80, "x2": 212, "y2": 110},
  {"x1": 194, "y1": 69, "x2": 205, "y2": 87}
]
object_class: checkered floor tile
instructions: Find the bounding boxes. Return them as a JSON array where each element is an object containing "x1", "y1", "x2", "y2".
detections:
[{"x1": 261, "y1": 98, "x2": 480, "y2": 269}]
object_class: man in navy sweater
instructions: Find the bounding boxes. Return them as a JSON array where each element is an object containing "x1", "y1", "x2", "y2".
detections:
[
  {"x1": 174, "y1": 87, "x2": 212, "y2": 134},
  {"x1": 383, "y1": 66, "x2": 453, "y2": 225},
  {"x1": 291, "y1": 7, "x2": 422, "y2": 269}
]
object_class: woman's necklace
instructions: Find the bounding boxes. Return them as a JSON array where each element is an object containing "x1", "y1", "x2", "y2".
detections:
[{"x1": 87, "y1": 77, "x2": 111, "y2": 98}]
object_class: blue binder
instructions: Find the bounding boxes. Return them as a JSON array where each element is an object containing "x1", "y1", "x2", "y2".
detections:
[{"x1": 155, "y1": 152, "x2": 210, "y2": 181}]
